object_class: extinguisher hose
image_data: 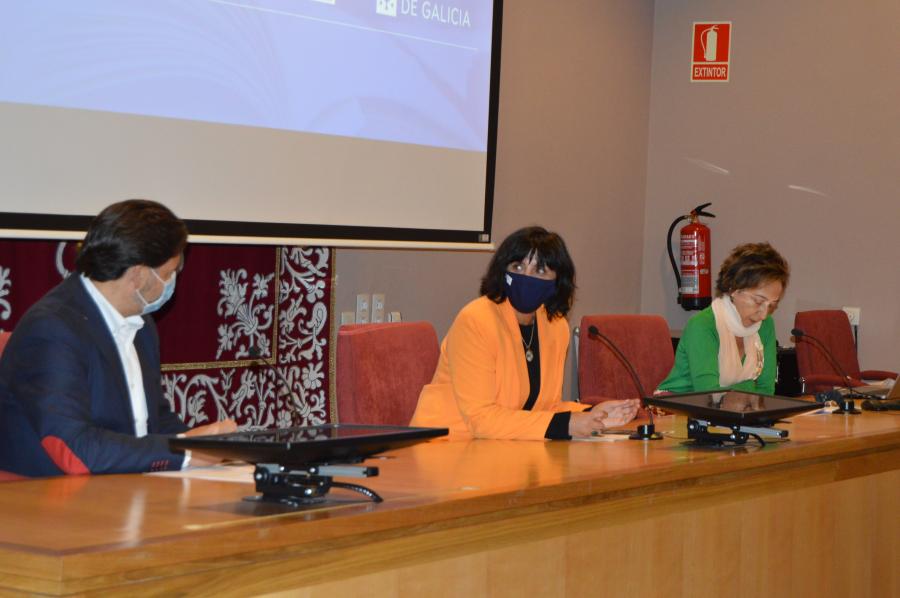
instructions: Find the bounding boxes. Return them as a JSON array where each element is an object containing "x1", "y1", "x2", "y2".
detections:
[{"x1": 667, "y1": 215, "x2": 688, "y2": 295}]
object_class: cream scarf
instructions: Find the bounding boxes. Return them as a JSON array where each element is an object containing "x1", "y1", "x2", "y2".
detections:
[{"x1": 711, "y1": 296, "x2": 764, "y2": 388}]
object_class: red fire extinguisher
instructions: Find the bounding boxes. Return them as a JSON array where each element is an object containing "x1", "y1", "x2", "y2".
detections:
[{"x1": 667, "y1": 203, "x2": 715, "y2": 311}]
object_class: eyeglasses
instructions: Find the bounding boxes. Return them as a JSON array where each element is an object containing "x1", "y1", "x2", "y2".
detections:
[{"x1": 734, "y1": 290, "x2": 779, "y2": 313}]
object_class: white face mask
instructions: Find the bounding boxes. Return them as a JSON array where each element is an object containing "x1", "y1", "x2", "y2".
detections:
[{"x1": 135, "y1": 268, "x2": 176, "y2": 315}]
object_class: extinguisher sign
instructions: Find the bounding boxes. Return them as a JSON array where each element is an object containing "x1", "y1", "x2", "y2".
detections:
[{"x1": 691, "y1": 22, "x2": 731, "y2": 82}]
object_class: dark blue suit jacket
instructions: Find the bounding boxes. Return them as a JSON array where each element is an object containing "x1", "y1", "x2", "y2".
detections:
[{"x1": 0, "y1": 275, "x2": 188, "y2": 477}]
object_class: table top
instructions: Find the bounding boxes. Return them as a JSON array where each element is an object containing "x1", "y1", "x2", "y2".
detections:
[{"x1": 0, "y1": 410, "x2": 898, "y2": 592}]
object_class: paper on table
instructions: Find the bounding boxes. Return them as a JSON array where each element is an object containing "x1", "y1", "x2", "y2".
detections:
[
  {"x1": 572, "y1": 432, "x2": 633, "y2": 442},
  {"x1": 146, "y1": 463, "x2": 255, "y2": 483},
  {"x1": 798, "y1": 405, "x2": 838, "y2": 415}
]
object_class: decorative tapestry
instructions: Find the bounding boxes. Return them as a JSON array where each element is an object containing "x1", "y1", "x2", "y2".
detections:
[{"x1": 0, "y1": 240, "x2": 334, "y2": 429}]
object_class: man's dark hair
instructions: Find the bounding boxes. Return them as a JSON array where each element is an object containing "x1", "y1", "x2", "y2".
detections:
[
  {"x1": 75, "y1": 199, "x2": 188, "y2": 281},
  {"x1": 715, "y1": 242, "x2": 790, "y2": 296},
  {"x1": 479, "y1": 226, "x2": 576, "y2": 320}
]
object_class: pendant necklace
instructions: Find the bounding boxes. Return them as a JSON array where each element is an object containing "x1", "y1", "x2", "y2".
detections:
[{"x1": 522, "y1": 321, "x2": 536, "y2": 363}]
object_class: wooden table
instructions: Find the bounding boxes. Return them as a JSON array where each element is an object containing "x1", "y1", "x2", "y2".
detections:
[{"x1": 0, "y1": 412, "x2": 897, "y2": 597}]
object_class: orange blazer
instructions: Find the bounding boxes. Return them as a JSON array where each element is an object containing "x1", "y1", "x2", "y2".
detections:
[{"x1": 410, "y1": 296, "x2": 584, "y2": 440}]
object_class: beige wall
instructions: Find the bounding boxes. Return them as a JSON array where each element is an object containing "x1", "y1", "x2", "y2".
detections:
[
  {"x1": 641, "y1": 0, "x2": 900, "y2": 371},
  {"x1": 336, "y1": 0, "x2": 656, "y2": 399}
]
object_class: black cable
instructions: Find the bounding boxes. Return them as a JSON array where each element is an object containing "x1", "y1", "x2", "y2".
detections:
[
  {"x1": 747, "y1": 432, "x2": 766, "y2": 447},
  {"x1": 666, "y1": 215, "x2": 688, "y2": 298}
]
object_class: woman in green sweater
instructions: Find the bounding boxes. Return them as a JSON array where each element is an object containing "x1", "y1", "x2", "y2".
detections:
[{"x1": 658, "y1": 242, "x2": 790, "y2": 394}]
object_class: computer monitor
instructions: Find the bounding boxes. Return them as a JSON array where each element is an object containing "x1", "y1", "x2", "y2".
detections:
[
  {"x1": 169, "y1": 424, "x2": 448, "y2": 468},
  {"x1": 645, "y1": 391, "x2": 818, "y2": 427}
]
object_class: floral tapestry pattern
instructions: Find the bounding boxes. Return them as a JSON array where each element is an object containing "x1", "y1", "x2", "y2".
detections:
[
  {"x1": 0, "y1": 241, "x2": 333, "y2": 430},
  {"x1": 0, "y1": 266, "x2": 11, "y2": 324}
]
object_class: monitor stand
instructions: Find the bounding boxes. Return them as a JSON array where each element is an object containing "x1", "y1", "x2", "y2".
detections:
[
  {"x1": 246, "y1": 462, "x2": 383, "y2": 507},
  {"x1": 686, "y1": 419, "x2": 789, "y2": 447}
]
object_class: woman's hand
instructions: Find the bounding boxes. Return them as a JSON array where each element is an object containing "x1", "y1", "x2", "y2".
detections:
[
  {"x1": 598, "y1": 399, "x2": 640, "y2": 427},
  {"x1": 568, "y1": 399, "x2": 640, "y2": 438}
]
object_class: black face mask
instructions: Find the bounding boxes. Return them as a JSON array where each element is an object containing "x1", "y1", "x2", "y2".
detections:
[{"x1": 504, "y1": 271, "x2": 556, "y2": 313}]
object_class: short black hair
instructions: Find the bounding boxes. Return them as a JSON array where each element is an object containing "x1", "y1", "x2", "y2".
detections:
[
  {"x1": 75, "y1": 199, "x2": 188, "y2": 282},
  {"x1": 715, "y1": 242, "x2": 790, "y2": 296},
  {"x1": 479, "y1": 226, "x2": 576, "y2": 320}
]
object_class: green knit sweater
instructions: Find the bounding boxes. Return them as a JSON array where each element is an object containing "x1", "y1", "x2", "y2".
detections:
[{"x1": 658, "y1": 307, "x2": 777, "y2": 394}]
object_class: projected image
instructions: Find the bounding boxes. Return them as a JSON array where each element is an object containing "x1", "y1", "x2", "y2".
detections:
[
  {"x1": 0, "y1": 0, "x2": 493, "y2": 152},
  {"x1": 0, "y1": 0, "x2": 499, "y2": 241}
]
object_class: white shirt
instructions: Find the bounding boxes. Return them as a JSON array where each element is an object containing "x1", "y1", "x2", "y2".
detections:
[{"x1": 80, "y1": 275, "x2": 149, "y2": 437}]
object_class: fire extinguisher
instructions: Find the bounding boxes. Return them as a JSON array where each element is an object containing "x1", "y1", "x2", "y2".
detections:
[{"x1": 667, "y1": 203, "x2": 715, "y2": 311}]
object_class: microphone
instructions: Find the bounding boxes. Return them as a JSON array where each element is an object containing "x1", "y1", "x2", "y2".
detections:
[
  {"x1": 790, "y1": 328, "x2": 861, "y2": 414},
  {"x1": 249, "y1": 346, "x2": 304, "y2": 422},
  {"x1": 586, "y1": 325, "x2": 663, "y2": 440}
]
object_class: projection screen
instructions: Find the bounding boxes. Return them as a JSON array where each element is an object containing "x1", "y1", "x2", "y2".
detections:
[{"x1": 0, "y1": 0, "x2": 502, "y2": 247}]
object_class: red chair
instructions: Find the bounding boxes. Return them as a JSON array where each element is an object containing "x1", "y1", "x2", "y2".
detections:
[
  {"x1": 578, "y1": 315, "x2": 674, "y2": 405},
  {"x1": 336, "y1": 322, "x2": 440, "y2": 426},
  {"x1": 0, "y1": 331, "x2": 25, "y2": 481},
  {"x1": 794, "y1": 310, "x2": 897, "y2": 393}
]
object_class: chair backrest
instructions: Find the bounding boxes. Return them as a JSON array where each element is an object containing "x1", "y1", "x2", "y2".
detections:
[
  {"x1": 794, "y1": 310, "x2": 861, "y2": 380},
  {"x1": 336, "y1": 322, "x2": 440, "y2": 426},
  {"x1": 0, "y1": 331, "x2": 10, "y2": 358},
  {"x1": 578, "y1": 314, "x2": 674, "y2": 404}
]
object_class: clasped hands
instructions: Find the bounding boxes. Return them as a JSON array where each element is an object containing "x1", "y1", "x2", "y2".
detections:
[{"x1": 568, "y1": 399, "x2": 640, "y2": 438}]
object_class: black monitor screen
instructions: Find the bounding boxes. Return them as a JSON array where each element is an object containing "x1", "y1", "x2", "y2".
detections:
[
  {"x1": 169, "y1": 424, "x2": 448, "y2": 468},
  {"x1": 645, "y1": 391, "x2": 817, "y2": 426}
]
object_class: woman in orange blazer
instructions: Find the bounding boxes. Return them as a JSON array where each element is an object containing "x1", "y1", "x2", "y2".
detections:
[{"x1": 410, "y1": 227, "x2": 639, "y2": 440}]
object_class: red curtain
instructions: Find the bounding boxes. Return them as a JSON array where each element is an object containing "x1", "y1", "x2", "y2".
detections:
[{"x1": 0, "y1": 240, "x2": 333, "y2": 429}]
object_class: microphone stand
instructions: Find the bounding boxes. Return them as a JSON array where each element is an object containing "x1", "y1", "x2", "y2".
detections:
[
  {"x1": 587, "y1": 326, "x2": 663, "y2": 440},
  {"x1": 791, "y1": 329, "x2": 861, "y2": 415}
]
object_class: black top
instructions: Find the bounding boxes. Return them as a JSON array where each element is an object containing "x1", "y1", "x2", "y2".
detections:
[
  {"x1": 517, "y1": 321, "x2": 572, "y2": 440},
  {"x1": 519, "y1": 322, "x2": 540, "y2": 410}
]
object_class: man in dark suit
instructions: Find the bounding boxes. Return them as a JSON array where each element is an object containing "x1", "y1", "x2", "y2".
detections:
[{"x1": 0, "y1": 200, "x2": 234, "y2": 477}]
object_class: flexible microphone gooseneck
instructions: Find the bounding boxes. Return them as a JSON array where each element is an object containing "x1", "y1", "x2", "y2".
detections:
[
  {"x1": 249, "y1": 346, "x2": 304, "y2": 420},
  {"x1": 586, "y1": 326, "x2": 663, "y2": 440},
  {"x1": 790, "y1": 328, "x2": 861, "y2": 414}
]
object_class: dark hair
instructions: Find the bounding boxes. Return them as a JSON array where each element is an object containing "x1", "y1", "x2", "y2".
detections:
[
  {"x1": 715, "y1": 242, "x2": 790, "y2": 296},
  {"x1": 75, "y1": 199, "x2": 188, "y2": 281},
  {"x1": 479, "y1": 226, "x2": 576, "y2": 319}
]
